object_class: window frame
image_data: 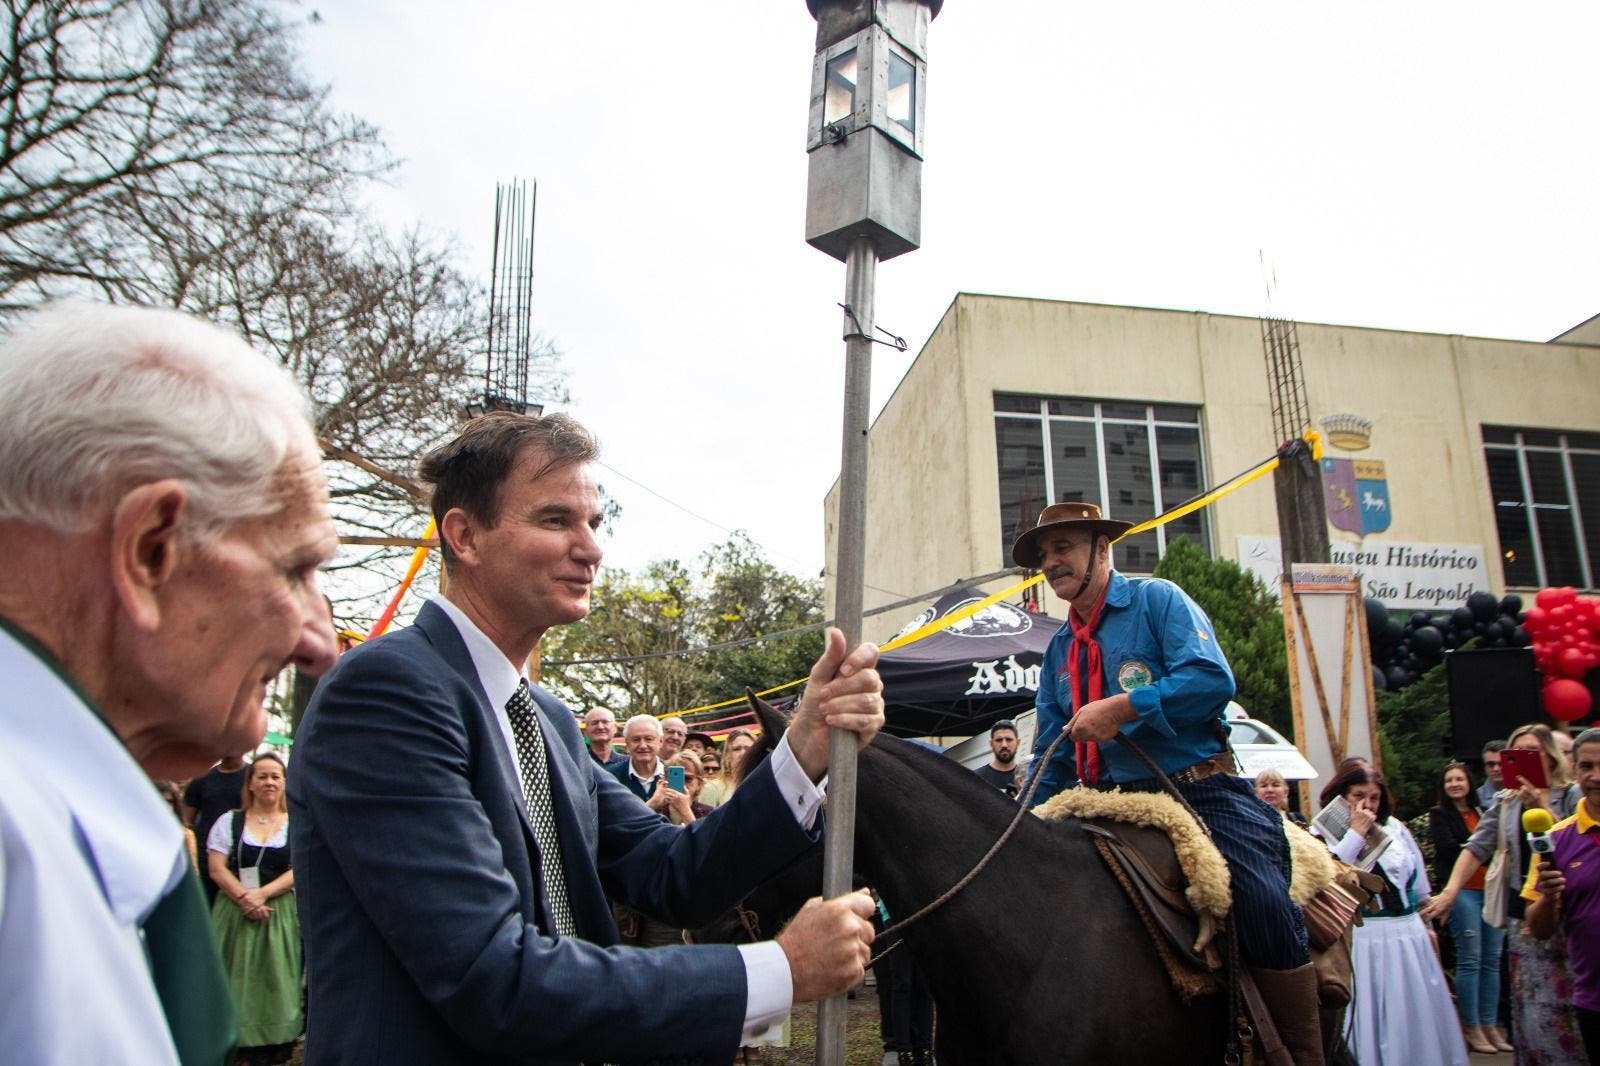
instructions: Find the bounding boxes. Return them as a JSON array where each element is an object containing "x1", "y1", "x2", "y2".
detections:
[
  {"x1": 994, "y1": 394, "x2": 1211, "y2": 571},
  {"x1": 1482, "y1": 425, "x2": 1600, "y2": 590}
]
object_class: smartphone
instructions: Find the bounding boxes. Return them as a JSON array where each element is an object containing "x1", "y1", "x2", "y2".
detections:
[
  {"x1": 1500, "y1": 747, "x2": 1549, "y2": 790},
  {"x1": 666, "y1": 765, "x2": 686, "y2": 792}
]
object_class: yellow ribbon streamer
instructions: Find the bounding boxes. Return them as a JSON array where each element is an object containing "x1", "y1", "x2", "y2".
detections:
[{"x1": 666, "y1": 437, "x2": 1307, "y2": 725}]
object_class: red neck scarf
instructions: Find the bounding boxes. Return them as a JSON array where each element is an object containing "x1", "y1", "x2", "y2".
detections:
[{"x1": 1068, "y1": 584, "x2": 1111, "y2": 785}]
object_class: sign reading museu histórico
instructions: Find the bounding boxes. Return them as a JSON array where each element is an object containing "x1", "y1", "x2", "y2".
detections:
[{"x1": 1237, "y1": 535, "x2": 1489, "y2": 611}]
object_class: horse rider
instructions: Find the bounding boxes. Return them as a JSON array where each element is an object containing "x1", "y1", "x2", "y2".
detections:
[{"x1": 1016, "y1": 502, "x2": 1321, "y2": 1066}]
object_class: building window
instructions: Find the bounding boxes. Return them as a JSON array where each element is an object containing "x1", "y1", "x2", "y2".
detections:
[
  {"x1": 1483, "y1": 425, "x2": 1600, "y2": 590},
  {"x1": 994, "y1": 394, "x2": 1210, "y2": 572}
]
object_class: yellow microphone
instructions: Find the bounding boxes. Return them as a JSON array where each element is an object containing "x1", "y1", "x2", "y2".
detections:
[{"x1": 1523, "y1": 807, "x2": 1556, "y2": 857}]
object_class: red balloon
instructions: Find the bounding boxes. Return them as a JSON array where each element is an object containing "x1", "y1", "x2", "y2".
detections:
[
  {"x1": 1552, "y1": 604, "x2": 1577, "y2": 626},
  {"x1": 1559, "y1": 646, "x2": 1590, "y2": 678},
  {"x1": 1544, "y1": 678, "x2": 1592, "y2": 721},
  {"x1": 1524, "y1": 606, "x2": 1550, "y2": 633},
  {"x1": 1538, "y1": 587, "x2": 1567, "y2": 609}
]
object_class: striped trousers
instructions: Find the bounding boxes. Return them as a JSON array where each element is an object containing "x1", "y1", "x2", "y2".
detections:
[{"x1": 1178, "y1": 773, "x2": 1310, "y2": 970}]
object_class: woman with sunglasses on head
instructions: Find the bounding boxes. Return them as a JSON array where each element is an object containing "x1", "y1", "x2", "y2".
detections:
[{"x1": 1422, "y1": 724, "x2": 1583, "y2": 1063}]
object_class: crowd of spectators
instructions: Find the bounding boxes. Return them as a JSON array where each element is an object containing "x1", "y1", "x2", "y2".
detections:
[{"x1": 142, "y1": 712, "x2": 1596, "y2": 1066}]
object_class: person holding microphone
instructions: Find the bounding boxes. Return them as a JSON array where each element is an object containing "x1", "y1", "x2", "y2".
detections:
[{"x1": 1525, "y1": 727, "x2": 1600, "y2": 1062}]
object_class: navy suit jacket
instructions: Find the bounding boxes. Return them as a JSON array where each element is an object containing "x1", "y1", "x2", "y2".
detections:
[{"x1": 289, "y1": 601, "x2": 820, "y2": 1065}]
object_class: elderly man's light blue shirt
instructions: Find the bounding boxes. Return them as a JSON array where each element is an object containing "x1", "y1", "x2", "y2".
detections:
[{"x1": 0, "y1": 622, "x2": 190, "y2": 1064}]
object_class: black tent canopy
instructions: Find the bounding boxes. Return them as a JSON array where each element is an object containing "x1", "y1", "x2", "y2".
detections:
[{"x1": 878, "y1": 587, "x2": 1064, "y2": 738}]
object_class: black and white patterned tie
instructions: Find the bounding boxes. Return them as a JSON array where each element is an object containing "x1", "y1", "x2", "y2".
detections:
[{"x1": 506, "y1": 680, "x2": 577, "y2": 938}]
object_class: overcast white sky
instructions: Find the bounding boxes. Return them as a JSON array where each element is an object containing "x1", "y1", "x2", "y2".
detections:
[{"x1": 300, "y1": 1, "x2": 1600, "y2": 589}]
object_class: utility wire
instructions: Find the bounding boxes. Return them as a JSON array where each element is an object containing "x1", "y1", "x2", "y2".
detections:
[{"x1": 594, "y1": 460, "x2": 910, "y2": 601}]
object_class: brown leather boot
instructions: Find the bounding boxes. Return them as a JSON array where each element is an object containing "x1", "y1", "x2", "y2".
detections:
[{"x1": 1250, "y1": 964, "x2": 1326, "y2": 1066}]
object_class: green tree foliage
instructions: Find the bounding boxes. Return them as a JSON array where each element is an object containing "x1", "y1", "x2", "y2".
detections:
[
  {"x1": 1375, "y1": 661, "x2": 1452, "y2": 820},
  {"x1": 1151, "y1": 537, "x2": 1293, "y2": 737},
  {"x1": 540, "y1": 534, "x2": 824, "y2": 722}
]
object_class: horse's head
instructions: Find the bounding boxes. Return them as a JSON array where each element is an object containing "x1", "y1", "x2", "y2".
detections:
[{"x1": 729, "y1": 687, "x2": 788, "y2": 784}]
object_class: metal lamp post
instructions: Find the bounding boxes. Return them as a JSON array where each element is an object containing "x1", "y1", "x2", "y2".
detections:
[{"x1": 803, "y1": 2, "x2": 941, "y2": 1062}]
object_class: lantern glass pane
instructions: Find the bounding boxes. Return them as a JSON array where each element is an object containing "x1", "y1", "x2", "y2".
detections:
[
  {"x1": 887, "y1": 52, "x2": 915, "y2": 132},
  {"x1": 824, "y1": 50, "x2": 858, "y2": 126}
]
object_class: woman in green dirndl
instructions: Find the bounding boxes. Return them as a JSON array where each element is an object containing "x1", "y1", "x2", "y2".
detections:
[{"x1": 206, "y1": 753, "x2": 301, "y2": 1065}]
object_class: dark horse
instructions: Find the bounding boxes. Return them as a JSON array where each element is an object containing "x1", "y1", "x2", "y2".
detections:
[{"x1": 702, "y1": 700, "x2": 1234, "y2": 1065}]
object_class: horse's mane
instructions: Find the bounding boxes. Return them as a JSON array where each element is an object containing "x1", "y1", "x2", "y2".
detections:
[{"x1": 736, "y1": 693, "x2": 1029, "y2": 824}]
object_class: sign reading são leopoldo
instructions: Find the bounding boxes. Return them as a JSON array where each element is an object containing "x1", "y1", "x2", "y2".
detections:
[{"x1": 1237, "y1": 535, "x2": 1489, "y2": 611}]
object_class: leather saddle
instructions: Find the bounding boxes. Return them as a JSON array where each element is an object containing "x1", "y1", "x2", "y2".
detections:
[{"x1": 1080, "y1": 817, "x2": 1221, "y2": 973}]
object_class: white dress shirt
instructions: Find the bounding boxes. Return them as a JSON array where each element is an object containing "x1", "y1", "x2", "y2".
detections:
[
  {"x1": 432, "y1": 595, "x2": 824, "y2": 1038},
  {"x1": 0, "y1": 623, "x2": 190, "y2": 1064}
]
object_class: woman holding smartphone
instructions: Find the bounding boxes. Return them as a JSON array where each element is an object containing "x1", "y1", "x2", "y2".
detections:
[{"x1": 1422, "y1": 724, "x2": 1581, "y2": 1061}]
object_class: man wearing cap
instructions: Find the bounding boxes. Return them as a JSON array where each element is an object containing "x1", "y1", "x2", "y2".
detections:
[{"x1": 1014, "y1": 501, "x2": 1320, "y2": 1065}]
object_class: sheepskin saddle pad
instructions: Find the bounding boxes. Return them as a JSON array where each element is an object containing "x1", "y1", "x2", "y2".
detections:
[
  {"x1": 1035, "y1": 789, "x2": 1349, "y2": 997},
  {"x1": 1038, "y1": 788, "x2": 1229, "y2": 969}
]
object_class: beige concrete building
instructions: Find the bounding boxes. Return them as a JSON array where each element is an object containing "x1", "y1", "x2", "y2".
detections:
[{"x1": 825, "y1": 294, "x2": 1600, "y2": 643}]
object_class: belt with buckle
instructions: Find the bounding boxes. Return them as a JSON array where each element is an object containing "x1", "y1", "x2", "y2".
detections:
[{"x1": 1169, "y1": 751, "x2": 1237, "y2": 784}]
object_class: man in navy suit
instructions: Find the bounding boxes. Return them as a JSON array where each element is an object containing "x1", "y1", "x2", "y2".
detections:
[{"x1": 291, "y1": 412, "x2": 882, "y2": 1065}]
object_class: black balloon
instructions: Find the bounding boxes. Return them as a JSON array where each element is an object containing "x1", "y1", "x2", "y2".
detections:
[
  {"x1": 1366, "y1": 598, "x2": 1390, "y2": 639},
  {"x1": 1372, "y1": 664, "x2": 1387, "y2": 691},
  {"x1": 1485, "y1": 622, "x2": 1505, "y2": 642},
  {"x1": 1468, "y1": 590, "x2": 1499, "y2": 622},
  {"x1": 1452, "y1": 607, "x2": 1475, "y2": 632},
  {"x1": 1386, "y1": 665, "x2": 1410, "y2": 689},
  {"x1": 1411, "y1": 611, "x2": 1431, "y2": 628},
  {"x1": 1510, "y1": 625, "x2": 1531, "y2": 647},
  {"x1": 1443, "y1": 631, "x2": 1459, "y2": 649},
  {"x1": 1412, "y1": 625, "x2": 1444, "y2": 656},
  {"x1": 1500, "y1": 594, "x2": 1523, "y2": 617},
  {"x1": 1385, "y1": 619, "x2": 1404, "y2": 647}
]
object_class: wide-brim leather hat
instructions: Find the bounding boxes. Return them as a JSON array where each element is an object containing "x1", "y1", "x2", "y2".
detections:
[{"x1": 1010, "y1": 502, "x2": 1135, "y2": 569}]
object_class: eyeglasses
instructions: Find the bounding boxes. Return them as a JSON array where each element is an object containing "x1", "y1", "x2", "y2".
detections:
[{"x1": 703, "y1": 762, "x2": 720, "y2": 770}]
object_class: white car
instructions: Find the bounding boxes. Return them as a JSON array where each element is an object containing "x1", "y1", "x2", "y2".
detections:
[
  {"x1": 1223, "y1": 704, "x2": 1319, "y2": 782},
  {"x1": 946, "y1": 702, "x2": 1318, "y2": 783}
]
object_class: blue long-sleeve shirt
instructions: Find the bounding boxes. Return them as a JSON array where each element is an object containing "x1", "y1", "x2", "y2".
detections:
[{"x1": 1027, "y1": 571, "x2": 1236, "y2": 807}]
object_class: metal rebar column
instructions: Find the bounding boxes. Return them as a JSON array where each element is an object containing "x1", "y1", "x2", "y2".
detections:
[{"x1": 816, "y1": 236, "x2": 876, "y2": 1066}]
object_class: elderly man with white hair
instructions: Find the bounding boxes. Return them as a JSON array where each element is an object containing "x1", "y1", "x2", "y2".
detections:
[
  {"x1": 0, "y1": 302, "x2": 339, "y2": 1066},
  {"x1": 609, "y1": 713, "x2": 670, "y2": 806}
]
